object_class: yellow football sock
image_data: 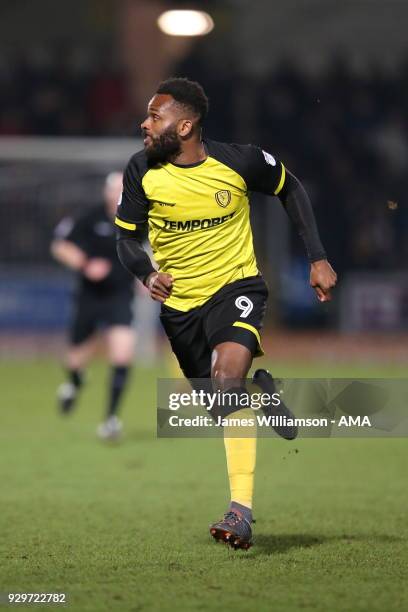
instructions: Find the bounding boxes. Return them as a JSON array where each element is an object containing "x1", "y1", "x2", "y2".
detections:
[{"x1": 223, "y1": 408, "x2": 257, "y2": 509}]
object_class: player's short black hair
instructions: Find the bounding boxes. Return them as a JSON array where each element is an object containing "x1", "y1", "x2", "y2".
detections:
[{"x1": 156, "y1": 77, "x2": 209, "y2": 124}]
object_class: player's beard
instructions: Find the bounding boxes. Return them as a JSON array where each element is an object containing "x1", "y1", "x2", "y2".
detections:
[{"x1": 144, "y1": 124, "x2": 182, "y2": 167}]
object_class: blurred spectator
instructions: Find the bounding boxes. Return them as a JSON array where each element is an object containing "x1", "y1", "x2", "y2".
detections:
[{"x1": 0, "y1": 44, "x2": 406, "y2": 272}]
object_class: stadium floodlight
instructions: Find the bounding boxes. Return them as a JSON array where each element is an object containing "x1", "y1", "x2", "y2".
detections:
[{"x1": 157, "y1": 10, "x2": 214, "y2": 36}]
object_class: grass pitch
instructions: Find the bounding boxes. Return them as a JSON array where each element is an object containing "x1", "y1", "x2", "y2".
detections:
[{"x1": 1, "y1": 358, "x2": 407, "y2": 611}]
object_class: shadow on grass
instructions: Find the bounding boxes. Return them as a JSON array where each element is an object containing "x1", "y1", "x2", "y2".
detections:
[
  {"x1": 253, "y1": 532, "x2": 402, "y2": 556},
  {"x1": 93, "y1": 429, "x2": 154, "y2": 449},
  {"x1": 123, "y1": 429, "x2": 155, "y2": 442}
]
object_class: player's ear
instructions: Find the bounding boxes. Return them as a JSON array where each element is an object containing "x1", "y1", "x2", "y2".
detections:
[{"x1": 178, "y1": 119, "x2": 193, "y2": 138}]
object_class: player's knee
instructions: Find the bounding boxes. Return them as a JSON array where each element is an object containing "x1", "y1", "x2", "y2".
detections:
[
  {"x1": 211, "y1": 358, "x2": 244, "y2": 390},
  {"x1": 66, "y1": 345, "x2": 89, "y2": 370},
  {"x1": 211, "y1": 343, "x2": 252, "y2": 390},
  {"x1": 107, "y1": 327, "x2": 135, "y2": 363}
]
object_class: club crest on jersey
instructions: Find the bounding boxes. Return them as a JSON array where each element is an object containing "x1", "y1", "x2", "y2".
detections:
[{"x1": 215, "y1": 190, "x2": 231, "y2": 208}]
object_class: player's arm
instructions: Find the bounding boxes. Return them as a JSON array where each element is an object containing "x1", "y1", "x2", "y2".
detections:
[
  {"x1": 51, "y1": 217, "x2": 88, "y2": 271},
  {"x1": 50, "y1": 238, "x2": 87, "y2": 271},
  {"x1": 246, "y1": 147, "x2": 337, "y2": 302},
  {"x1": 51, "y1": 216, "x2": 111, "y2": 281},
  {"x1": 115, "y1": 155, "x2": 173, "y2": 302},
  {"x1": 277, "y1": 169, "x2": 337, "y2": 302},
  {"x1": 116, "y1": 228, "x2": 173, "y2": 302}
]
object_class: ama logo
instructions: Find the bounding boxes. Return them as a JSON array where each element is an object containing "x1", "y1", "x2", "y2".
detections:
[{"x1": 338, "y1": 416, "x2": 372, "y2": 427}]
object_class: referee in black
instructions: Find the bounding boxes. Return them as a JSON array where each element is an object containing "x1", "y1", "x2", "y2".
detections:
[{"x1": 51, "y1": 172, "x2": 136, "y2": 440}]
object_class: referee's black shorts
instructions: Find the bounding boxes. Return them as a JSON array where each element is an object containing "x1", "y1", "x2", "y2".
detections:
[
  {"x1": 160, "y1": 276, "x2": 268, "y2": 379},
  {"x1": 69, "y1": 291, "x2": 134, "y2": 345}
]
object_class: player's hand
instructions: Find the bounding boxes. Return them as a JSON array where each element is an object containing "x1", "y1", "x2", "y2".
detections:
[
  {"x1": 145, "y1": 272, "x2": 173, "y2": 303},
  {"x1": 83, "y1": 258, "x2": 112, "y2": 281},
  {"x1": 310, "y1": 259, "x2": 337, "y2": 302}
]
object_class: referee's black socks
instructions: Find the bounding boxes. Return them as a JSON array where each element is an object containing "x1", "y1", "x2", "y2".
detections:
[
  {"x1": 107, "y1": 366, "x2": 130, "y2": 418},
  {"x1": 68, "y1": 369, "x2": 83, "y2": 389}
]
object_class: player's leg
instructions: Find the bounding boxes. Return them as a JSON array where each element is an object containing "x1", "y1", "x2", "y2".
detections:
[
  {"x1": 204, "y1": 276, "x2": 268, "y2": 549},
  {"x1": 57, "y1": 295, "x2": 97, "y2": 414},
  {"x1": 97, "y1": 324, "x2": 135, "y2": 439},
  {"x1": 105, "y1": 325, "x2": 134, "y2": 419},
  {"x1": 97, "y1": 294, "x2": 135, "y2": 439},
  {"x1": 209, "y1": 341, "x2": 256, "y2": 549},
  {"x1": 160, "y1": 305, "x2": 211, "y2": 380},
  {"x1": 161, "y1": 302, "x2": 253, "y2": 548}
]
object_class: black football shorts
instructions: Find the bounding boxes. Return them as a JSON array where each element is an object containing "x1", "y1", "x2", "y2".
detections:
[
  {"x1": 69, "y1": 292, "x2": 134, "y2": 345},
  {"x1": 160, "y1": 275, "x2": 268, "y2": 379}
]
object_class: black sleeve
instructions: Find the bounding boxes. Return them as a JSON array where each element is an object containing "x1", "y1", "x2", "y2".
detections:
[
  {"x1": 116, "y1": 228, "x2": 155, "y2": 283},
  {"x1": 240, "y1": 144, "x2": 326, "y2": 262},
  {"x1": 277, "y1": 170, "x2": 327, "y2": 263},
  {"x1": 115, "y1": 153, "x2": 149, "y2": 232},
  {"x1": 115, "y1": 153, "x2": 156, "y2": 282},
  {"x1": 241, "y1": 145, "x2": 287, "y2": 196}
]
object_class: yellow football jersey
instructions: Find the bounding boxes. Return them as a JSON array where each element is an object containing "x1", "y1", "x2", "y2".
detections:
[{"x1": 115, "y1": 139, "x2": 285, "y2": 311}]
